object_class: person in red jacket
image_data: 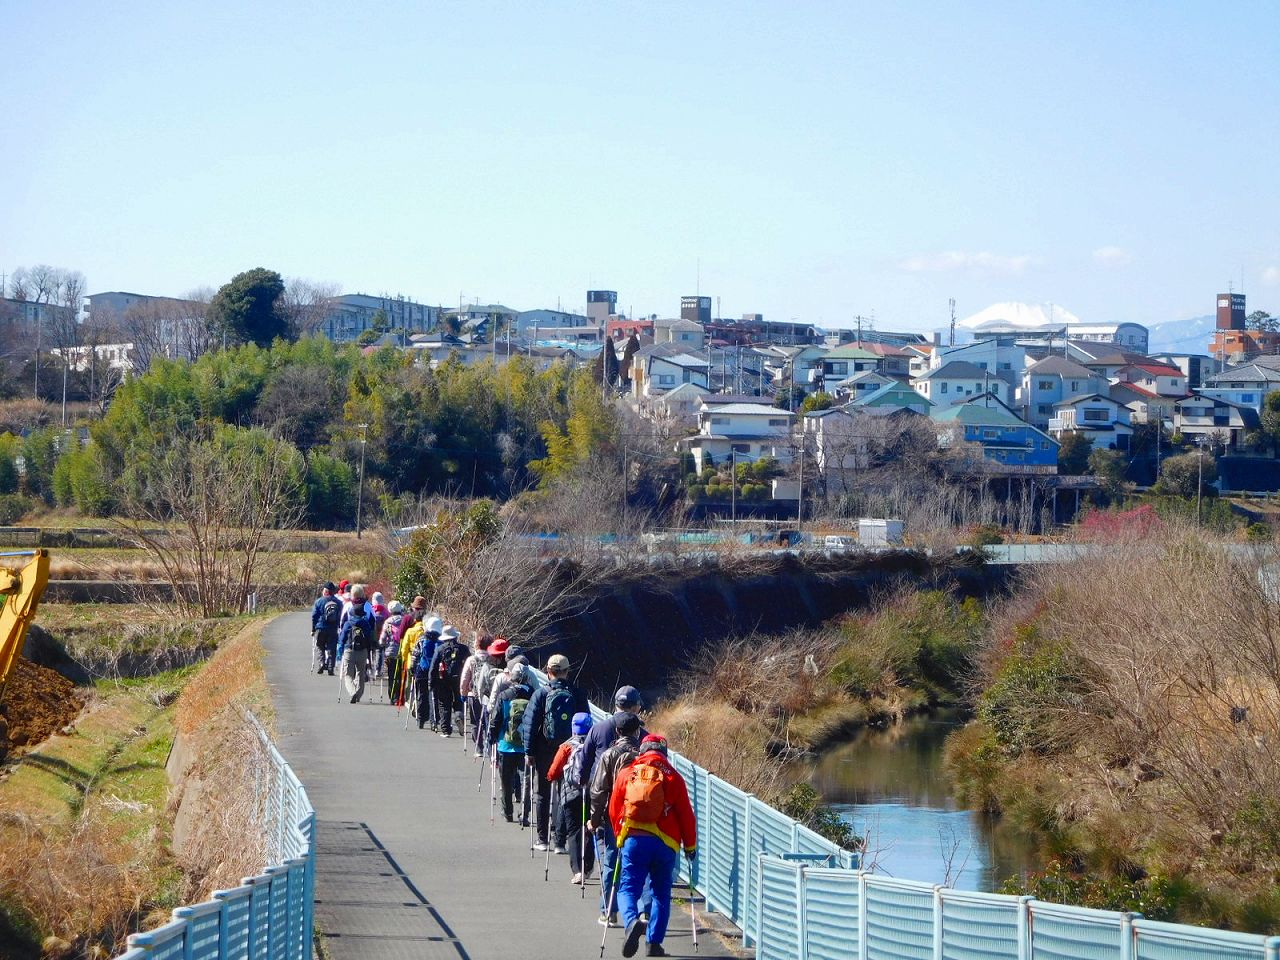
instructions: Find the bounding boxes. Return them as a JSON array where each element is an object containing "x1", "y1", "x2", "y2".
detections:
[{"x1": 608, "y1": 734, "x2": 697, "y2": 958}]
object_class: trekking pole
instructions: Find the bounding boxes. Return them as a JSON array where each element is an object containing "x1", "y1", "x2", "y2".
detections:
[
  {"x1": 526, "y1": 757, "x2": 535, "y2": 856},
  {"x1": 599, "y1": 851, "x2": 623, "y2": 957},
  {"x1": 581, "y1": 794, "x2": 588, "y2": 900},
  {"x1": 336, "y1": 649, "x2": 345, "y2": 703},
  {"x1": 489, "y1": 748, "x2": 498, "y2": 825},
  {"x1": 544, "y1": 780, "x2": 555, "y2": 881},
  {"x1": 461, "y1": 697, "x2": 468, "y2": 751},
  {"x1": 403, "y1": 673, "x2": 414, "y2": 730},
  {"x1": 690, "y1": 875, "x2": 699, "y2": 953}
]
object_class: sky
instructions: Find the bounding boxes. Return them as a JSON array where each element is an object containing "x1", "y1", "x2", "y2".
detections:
[{"x1": 2, "y1": 1, "x2": 1278, "y2": 333}]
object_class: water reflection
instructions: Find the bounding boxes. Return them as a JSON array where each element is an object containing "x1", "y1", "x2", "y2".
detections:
[{"x1": 805, "y1": 712, "x2": 1040, "y2": 891}]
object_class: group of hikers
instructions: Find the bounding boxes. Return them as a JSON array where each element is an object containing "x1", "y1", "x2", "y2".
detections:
[{"x1": 309, "y1": 581, "x2": 699, "y2": 958}]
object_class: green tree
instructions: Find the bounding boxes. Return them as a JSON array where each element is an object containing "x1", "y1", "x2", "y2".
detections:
[
  {"x1": 208, "y1": 268, "x2": 289, "y2": 347},
  {"x1": 1088, "y1": 447, "x2": 1128, "y2": 500},
  {"x1": 774, "y1": 384, "x2": 806, "y2": 410},
  {"x1": 1056, "y1": 432, "x2": 1092, "y2": 475},
  {"x1": 801, "y1": 391, "x2": 834, "y2": 413},
  {"x1": 1261, "y1": 392, "x2": 1280, "y2": 454},
  {"x1": 370, "y1": 308, "x2": 390, "y2": 333},
  {"x1": 1246, "y1": 310, "x2": 1277, "y2": 333},
  {"x1": 1156, "y1": 450, "x2": 1216, "y2": 498}
]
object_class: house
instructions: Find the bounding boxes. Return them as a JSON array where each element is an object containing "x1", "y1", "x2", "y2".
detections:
[
  {"x1": 854, "y1": 341, "x2": 914, "y2": 376},
  {"x1": 316, "y1": 293, "x2": 439, "y2": 342},
  {"x1": 1049, "y1": 393, "x2": 1134, "y2": 450},
  {"x1": 1112, "y1": 362, "x2": 1188, "y2": 397},
  {"x1": 1148, "y1": 352, "x2": 1222, "y2": 389},
  {"x1": 517, "y1": 309, "x2": 594, "y2": 339},
  {"x1": 818, "y1": 344, "x2": 883, "y2": 386},
  {"x1": 1173, "y1": 394, "x2": 1261, "y2": 451},
  {"x1": 929, "y1": 402, "x2": 1059, "y2": 474},
  {"x1": 848, "y1": 380, "x2": 934, "y2": 414},
  {"x1": 802, "y1": 404, "x2": 924, "y2": 482},
  {"x1": 760, "y1": 344, "x2": 827, "y2": 394},
  {"x1": 829, "y1": 369, "x2": 895, "y2": 401},
  {"x1": 930, "y1": 338, "x2": 1026, "y2": 381},
  {"x1": 905, "y1": 344, "x2": 937, "y2": 379},
  {"x1": 1107, "y1": 382, "x2": 1177, "y2": 427},
  {"x1": 650, "y1": 382, "x2": 711, "y2": 429},
  {"x1": 1019, "y1": 356, "x2": 1102, "y2": 427},
  {"x1": 912, "y1": 360, "x2": 1009, "y2": 406},
  {"x1": 678, "y1": 402, "x2": 795, "y2": 473},
  {"x1": 652, "y1": 317, "x2": 706, "y2": 348},
  {"x1": 1199, "y1": 361, "x2": 1280, "y2": 411},
  {"x1": 630, "y1": 343, "x2": 710, "y2": 400},
  {"x1": 456, "y1": 303, "x2": 519, "y2": 335},
  {"x1": 606, "y1": 317, "x2": 655, "y2": 342}
]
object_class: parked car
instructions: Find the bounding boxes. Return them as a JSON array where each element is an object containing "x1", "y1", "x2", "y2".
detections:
[{"x1": 824, "y1": 535, "x2": 857, "y2": 552}]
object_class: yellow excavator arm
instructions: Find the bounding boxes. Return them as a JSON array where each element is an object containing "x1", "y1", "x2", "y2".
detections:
[{"x1": 0, "y1": 549, "x2": 51, "y2": 698}]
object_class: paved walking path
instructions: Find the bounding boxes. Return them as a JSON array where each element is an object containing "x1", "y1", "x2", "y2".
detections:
[{"x1": 263, "y1": 612, "x2": 736, "y2": 960}]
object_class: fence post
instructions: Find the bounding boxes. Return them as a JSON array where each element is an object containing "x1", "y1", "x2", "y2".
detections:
[
  {"x1": 1018, "y1": 898, "x2": 1033, "y2": 960},
  {"x1": 857, "y1": 872, "x2": 868, "y2": 960},
  {"x1": 170, "y1": 909, "x2": 194, "y2": 960},
  {"x1": 213, "y1": 891, "x2": 230, "y2": 960},
  {"x1": 743, "y1": 795, "x2": 755, "y2": 944},
  {"x1": 1120, "y1": 912, "x2": 1136, "y2": 960},
  {"x1": 796, "y1": 863, "x2": 807, "y2": 960},
  {"x1": 704, "y1": 776, "x2": 716, "y2": 916},
  {"x1": 303, "y1": 814, "x2": 316, "y2": 960},
  {"x1": 931, "y1": 886, "x2": 943, "y2": 960},
  {"x1": 754, "y1": 853, "x2": 765, "y2": 954}
]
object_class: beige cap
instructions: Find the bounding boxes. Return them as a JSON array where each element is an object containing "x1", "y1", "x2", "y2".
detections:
[{"x1": 546, "y1": 654, "x2": 571, "y2": 674}]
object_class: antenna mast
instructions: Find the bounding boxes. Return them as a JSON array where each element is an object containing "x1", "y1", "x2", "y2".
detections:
[{"x1": 948, "y1": 298, "x2": 956, "y2": 347}]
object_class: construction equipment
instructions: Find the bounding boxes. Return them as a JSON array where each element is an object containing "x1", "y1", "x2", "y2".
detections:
[{"x1": 0, "y1": 550, "x2": 51, "y2": 702}]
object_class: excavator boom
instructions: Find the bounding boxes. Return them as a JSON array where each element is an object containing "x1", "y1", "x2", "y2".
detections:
[{"x1": 0, "y1": 549, "x2": 51, "y2": 700}]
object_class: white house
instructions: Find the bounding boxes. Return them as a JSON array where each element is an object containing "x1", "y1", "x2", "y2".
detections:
[
  {"x1": 1174, "y1": 394, "x2": 1261, "y2": 451},
  {"x1": 649, "y1": 382, "x2": 711, "y2": 429},
  {"x1": 1019, "y1": 356, "x2": 1101, "y2": 427},
  {"x1": 829, "y1": 369, "x2": 895, "y2": 402},
  {"x1": 678, "y1": 402, "x2": 795, "y2": 473},
  {"x1": 929, "y1": 338, "x2": 1026, "y2": 379},
  {"x1": 1199, "y1": 360, "x2": 1280, "y2": 411},
  {"x1": 1112, "y1": 362, "x2": 1188, "y2": 398},
  {"x1": 631, "y1": 344, "x2": 710, "y2": 400},
  {"x1": 1049, "y1": 393, "x2": 1133, "y2": 450},
  {"x1": 652, "y1": 317, "x2": 706, "y2": 348},
  {"x1": 912, "y1": 360, "x2": 1008, "y2": 406}
]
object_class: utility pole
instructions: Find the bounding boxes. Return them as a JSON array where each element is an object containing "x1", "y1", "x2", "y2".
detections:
[
  {"x1": 797, "y1": 439, "x2": 805, "y2": 538},
  {"x1": 355, "y1": 423, "x2": 369, "y2": 539},
  {"x1": 949, "y1": 298, "x2": 956, "y2": 347},
  {"x1": 1196, "y1": 438, "x2": 1204, "y2": 526},
  {"x1": 730, "y1": 451, "x2": 737, "y2": 526},
  {"x1": 620, "y1": 444, "x2": 628, "y2": 534}
]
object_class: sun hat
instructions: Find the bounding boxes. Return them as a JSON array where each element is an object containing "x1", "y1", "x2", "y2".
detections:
[
  {"x1": 339, "y1": 579, "x2": 350, "y2": 590},
  {"x1": 489, "y1": 638, "x2": 509, "y2": 657},
  {"x1": 441, "y1": 625, "x2": 460, "y2": 640},
  {"x1": 389, "y1": 600, "x2": 404, "y2": 615},
  {"x1": 372, "y1": 591, "x2": 385, "y2": 605},
  {"x1": 572, "y1": 712, "x2": 593, "y2": 735},
  {"x1": 614, "y1": 685, "x2": 642, "y2": 708},
  {"x1": 411, "y1": 596, "x2": 427, "y2": 610},
  {"x1": 423, "y1": 616, "x2": 443, "y2": 634}
]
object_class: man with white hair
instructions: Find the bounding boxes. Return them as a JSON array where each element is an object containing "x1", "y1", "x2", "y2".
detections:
[{"x1": 336, "y1": 584, "x2": 377, "y2": 703}]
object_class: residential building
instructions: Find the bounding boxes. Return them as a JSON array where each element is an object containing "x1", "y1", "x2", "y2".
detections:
[
  {"x1": 817, "y1": 344, "x2": 881, "y2": 387},
  {"x1": 1148, "y1": 352, "x2": 1221, "y2": 389},
  {"x1": 516, "y1": 308, "x2": 593, "y2": 338},
  {"x1": 1107, "y1": 382, "x2": 1178, "y2": 427},
  {"x1": 323, "y1": 294, "x2": 439, "y2": 342},
  {"x1": 586, "y1": 290, "x2": 617, "y2": 325},
  {"x1": 650, "y1": 383, "x2": 711, "y2": 429},
  {"x1": 1019, "y1": 356, "x2": 1103, "y2": 427},
  {"x1": 929, "y1": 401, "x2": 1059, "y2": 474},
  {"x1": 1111, "y1": 362, "x2": 1188, "y2": 397},
  {"x1": 848, "y1": 381, "x2": 934, "y2": 414},
  {"x1": 912, "y1": 360, "x2": 1009, "y2": 406},
  {"x1": 453, "y1": 303, "x2": 518, "y2": 337},
  {"x1": 1173, "y1": 394, "x2": 1261, "y2": 451},
  {"x1": 830, "y1": 369, "x2": 894, "y2": 402},
  {"x1": 852, "y1": 341, "x2": 914, "y2": 376},
  {"x1": 1049, "y1": 393, "x2": 1133, "y2": 450},
  {"x1": 652, "y1": 317, "x2": 706, "y2": 347},
  {"x1": 679, "y1": 402, "x2": 795, "y2": 472},
  {"x1": 48, "y1": 342, "x2": 135, "y2": 373},
  {"x1": 1209, "y1": 328, "x2": 1280, "y2": 364},
  {"x1": 930, "y1": 338, "x2": 1026, "y2": 378},
  {"x1": 606, "y1": 317, "x2": 655, "y2": 341},
  {"x1": 760, "y1": 344, "x2": 827, "y2": 394},
  {"x1": 630, "y1": 343, "x2": 710, "y2": 400},
  {"x1": 1199, "y1": 361, "x2": 1280, "y2": 411}
]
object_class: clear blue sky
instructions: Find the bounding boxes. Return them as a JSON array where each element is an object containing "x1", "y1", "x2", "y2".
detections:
[{"x1": 2, "y1": 1, "x2": 1277, "y2": 332}]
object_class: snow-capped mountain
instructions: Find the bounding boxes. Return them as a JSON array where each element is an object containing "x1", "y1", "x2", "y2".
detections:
[{"x1": 1145, "y1": 314, "x2": 1215, "y2": 355}]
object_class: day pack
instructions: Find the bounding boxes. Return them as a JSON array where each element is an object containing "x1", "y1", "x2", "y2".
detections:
[
  {"x1": 563, "y1": 737, "x2": 588, "y2": 791},
  {"x1": 414, "y1": 639, "x2": 436, "y2": 675},
  {"x1": 474, "y1": 661, "x2": 497, "y2": 702},
  {"x1": 542, "y1": 683, "x2": 575, "y2": 745},
  {"x1": 348, "y1": 615, "x2": 375, "y2": 651},
  {"x1": 622, "y1": 761, "x2": 667, "y2": 823},
  {"x1": 321, "y1": 598, "x2": 341, "y2": 628},
  {"x1": 506, "y1": 695, "x2": 530, "y2": 748},
  {"x1": 436, "y1": 641, "x2": 465, "y2": 681}
]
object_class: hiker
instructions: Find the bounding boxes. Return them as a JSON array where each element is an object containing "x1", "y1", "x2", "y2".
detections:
[
  {"x1": 587, "y1": 711, "x2": 645, "y2": 927},
  {"x1": 310, "y1": 582, "x2": 341, "y2": 675},
  {"x1": 580, "y1": 685, "x2": 647, "y2": 788},
  {"x1": 335, "y1": 582, "x2": 371, "y2": 664},
  {"x1": 428, "y1": 625, "x2": 468, "y2": 737},
  {"x1": 394, "y1": 599, "x2": 428, "y2": 707},
  {"x1": 337, "y1": 585, "x2": 377, "y2": 703},
  {"x1": 378, "y1": 600, "x2": 405, "y2": 683},
  {"x1": 520, "y1": 653, "x2": 590, "y2": 851},
  {"x1": 410, "y1": 616, "x2": 443, "y2": 729},
  {"x1": 472, "y1": 637, "x2": 508, "y2": 755},
  {"x1": 487, "y1": 660, "x2": 533, "y2": 823},
  {"x1": 609, "y1": 734, "x2": 697, "y2": 958},
  {"x1": 547, "y1": 711, "x2": 596, "y2": 883},
  {"x1": 369, "y1": 592, "x2": 389, "y2": 673},
  {"x1": 459, "y1": 634, "x2": 492, "y2": 754}
]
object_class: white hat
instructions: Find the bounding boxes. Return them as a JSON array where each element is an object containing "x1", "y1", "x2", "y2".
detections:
[
  {"x1": 441, "y1": 625, "x2": 460, "y2": 640},
  {"x1": 423, "y1": 616, "x2": 444, "y2": 634},
  {"x1": 389, "y1": 600, "x2": 405, "y2": 615},
  {"x1": 372, "y1": 591, "x2": 385, "y2": 605}
]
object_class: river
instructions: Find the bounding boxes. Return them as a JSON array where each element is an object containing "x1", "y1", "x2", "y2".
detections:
[{"x1": 806, "y1": 711, "x2": 1040, "y2": 891}]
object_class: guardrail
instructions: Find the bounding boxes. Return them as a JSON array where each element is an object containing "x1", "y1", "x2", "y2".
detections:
[
  {"x1": 754, "y1": 856, "x2": 1280, "y2": 960},
  {"x1": 114, "y1": 715, "x2": 315, "y2": 960}
]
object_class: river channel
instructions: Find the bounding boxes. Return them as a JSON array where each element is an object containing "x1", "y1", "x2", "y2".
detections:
[{"x1": 806, "y1": 711, "x2": 1040, "y2": 891}]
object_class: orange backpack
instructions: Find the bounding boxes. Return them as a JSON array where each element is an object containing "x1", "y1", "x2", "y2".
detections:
[{"x1": 623, "y1": 761, "x2": 667, "y2": 823}]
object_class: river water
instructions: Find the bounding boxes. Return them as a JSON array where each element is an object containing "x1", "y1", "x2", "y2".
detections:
[{"x1": 806, "y1": 712, "x2": 1040, "y2": 891}]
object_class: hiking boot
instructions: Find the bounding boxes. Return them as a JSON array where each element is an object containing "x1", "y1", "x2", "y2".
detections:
[
  {"x1": 533, "y1": 841, "x2": 549, "y2": 852},
  {"x1": 597, "y1": 913, "x2": 618, "y2": 927},
  {"x1": 439, "y1": 731, "x2": 450, "y2": 738},
  {"x1": 645, "y1": 944, "x2": 666, "y2": 957},
  {"x1": 350, "y1": 694, "x2": 360, "y2": 703},
  {"x1": 570, "y1": 872, "x2": 583, "y2": 884},
  {"x1": 621, "y1": 919, "x2": 644, "y2": 957},
  {"x1": 554, "y1": 845, "x2": 567, "y2": 854}
]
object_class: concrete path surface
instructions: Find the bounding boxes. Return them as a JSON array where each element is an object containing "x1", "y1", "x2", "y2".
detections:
[{"x1": 263, "y1": 612, "x2": 737, "y2": 960}]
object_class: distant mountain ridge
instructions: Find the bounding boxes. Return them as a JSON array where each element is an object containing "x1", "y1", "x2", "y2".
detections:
[{"x1": 1145, "y1": 314, "x2": 1214, "y2": 354}]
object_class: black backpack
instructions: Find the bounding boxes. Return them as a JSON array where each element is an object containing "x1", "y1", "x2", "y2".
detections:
[
  {"x1": 322, "y1": 598, "x2": 341, "y2": 627},
  {"x1": 542, "y1": 681, "x2": 576, "y2": 745},
  {"x1": 348, "y1": 615, "x2": 375, "y2": 651},
  {"x1": 436, "y1": 641, "x2": 466, "y2": 681}
]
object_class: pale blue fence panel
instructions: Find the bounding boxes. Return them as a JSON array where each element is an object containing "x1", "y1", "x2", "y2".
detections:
[
  {"x1": 174, "y1": 902, "x2": 223, "y2": 960},
  {"x1": 865, "y1": 876, "x2": 936, "y2": 960},
  {"x1": 706, "y1": 776, "x2": 751, "y2": 927},
  {"x1": 215, "y1": 886, "x2": 252, "y2": 960},
  {"x1": 671, "y1": 752, "x2": 706, "y2": 889},
  {"x1": 266, "y1": 866, "x2": 289, "y2": 960},
  {"x1": 1133, "y1": 919, "x2": 1279, "y2": 960},
  {"x1": 743, "y1": 799, "x2": 794, "y2": 944},
  {"x1": 1028, "y1": 901, "x2": 1131, "y2": 960},
  {"x1": 126, "y1": 918, "x2": 188, "y2": 960},
  {"x1": 801, "y1": 867, "x2": 860, "y2": 960},
  {"x1": 939, "y1": 888, "x2": 1026, "y2": 960},
  {"x1": 756, "y1": 856, "x2": 803, "y2": 960},
  {"x1": 793, "y1": 822, "x2": 857, "y2": 870},
  {"x1": 247, "y1": 876, "x2": 271, "y2": 960}
]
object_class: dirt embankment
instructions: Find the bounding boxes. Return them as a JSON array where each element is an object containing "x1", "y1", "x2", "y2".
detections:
[{"x1": 0, "y1": 658, "x2": 83, "y2": 759}]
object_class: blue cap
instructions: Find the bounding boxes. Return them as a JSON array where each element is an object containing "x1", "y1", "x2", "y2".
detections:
[{"x1": 572, "y1": 712, "x2": 593, "y2": 735}]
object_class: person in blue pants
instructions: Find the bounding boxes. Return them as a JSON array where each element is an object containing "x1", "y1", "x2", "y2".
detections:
[{"x1": 608, "y1": 734, "x2": 698, "y2": 958}]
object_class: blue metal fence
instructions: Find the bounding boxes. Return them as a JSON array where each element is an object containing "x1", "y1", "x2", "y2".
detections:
[
  {"x1": 115, "y1": 716, "x2": 314, "y2": 960},
  {"x1": 752, "y1": 855, "x2": 1280, "y2": 960}
]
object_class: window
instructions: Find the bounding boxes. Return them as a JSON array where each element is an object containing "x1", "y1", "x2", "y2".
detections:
[
  {"x1": 999, "y1": 362, "x2": 1011, "y2": 370},
  {"x1": 1038, "y1": 404, "x2": 1052, "y2": 415},
  {"x1": 711, "y1": 416, "x2": 729, "y2": 425},
  {"x1": 977, "y1": 362, "x2": 988, "y2": 370},
  {"x1": 731, "y1": 443, "x2": 750, "y2": 454},
  {"x1": 1241, "y1": 394, "x2": 1255, "y2": 404},
  {"x1": 1070, "y1": 381, "x2": 1079, "y2": 392},
  {"x1": 658, "y1": 374, "x2": 675, "y2": 386},
  {"x1": 768, "y1": 418, "x2": 788, "y2": 426},
  {"x1": 940, "y1": 382, "x2": 949, "y2": 394},
  {"x1": 1083, "y1": 408, "x2": 1108, "y2": 422},
  {"x1": 982, "y1": 428, "x2": 997, "y2": 439},
  {"x1": 1040, "y1": 440, "x2": 1050, "y2": 450},
  {"x1": 1038, "y1": 380, "x2": 1054, "y2": 391}
]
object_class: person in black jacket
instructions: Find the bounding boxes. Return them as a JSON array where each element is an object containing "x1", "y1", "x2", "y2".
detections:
[
  {"x1": 578, "y1": 685, "x2": 647, "y2": 790},
  {"x1": 519, "y1": 654, "x2": 590, "y2": 850},
  {"x1": 488, "y1": 662, "x2": 533, "y2": 823},
  {"x1": 427, "y1": 625, "x2": 469, "y2": 737},
  {"x1": 310, "y1": 583, "x2": 340, "y2": 675}
]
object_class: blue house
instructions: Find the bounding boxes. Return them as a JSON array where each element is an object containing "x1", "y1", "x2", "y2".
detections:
[{"x1": 930, "y1": 397, "x2": 1059, "y2": 473}]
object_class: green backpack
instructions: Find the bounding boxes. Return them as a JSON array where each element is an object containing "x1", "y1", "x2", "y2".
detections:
[{"x1": 506, "y1": 691, "x2": 530, "y2": 747}]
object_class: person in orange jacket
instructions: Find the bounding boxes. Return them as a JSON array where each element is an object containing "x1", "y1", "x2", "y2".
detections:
[{"x1": 608, "y1": 734, "x2": 697, "y2": 958}]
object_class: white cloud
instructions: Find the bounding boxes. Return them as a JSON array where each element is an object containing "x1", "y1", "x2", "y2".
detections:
[
  {"x1": 1092, "y1": 245, "x2": 1133, "y2": 267},
  {"x1": 1262, "y1": 266, "x2": 1280, "y2": 286},
  {"x1": 897, "y1": 251, "x2": 1034, "y2": 275}
]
